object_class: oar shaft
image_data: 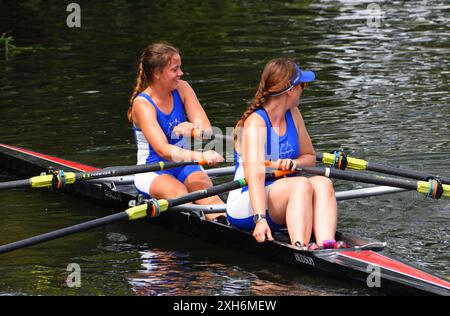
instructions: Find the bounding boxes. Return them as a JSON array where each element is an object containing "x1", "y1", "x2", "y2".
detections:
[
  {"x1": 282, "y1": 166, "x2": 449, "y2": 197},
  {"x1": 299, "y1": 166, "x2": 419, "y2": 190},
  {"x1": 0, "y1": 176, "x2": 250, "y2": 254},
  {"x1": 167, "y1": 178, "x2": 248, "y2": 208},
  {"x1": 75, "y1": 161, "x2": 200, "y2": 181},
  {"x1": 0, "y1": 161, "x2": 203, "y2": 191},
  {"x1": 317, "y1": 152, "x2": 450, "y2": 184},
  {"x1": 367, "y1": 161, "x2": 450, "y2": 184},
  {"x1": 0, "y1": 179, "x2": 31, "y2": 190},
  {"x1": 269, "y1": 160, "x2": 450, "y2": 196},
  {"x1": 0, "y1": 212, "x2": 129, "y2": 255}
]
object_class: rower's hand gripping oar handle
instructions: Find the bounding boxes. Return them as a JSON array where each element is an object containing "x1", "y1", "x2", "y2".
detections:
[{"x1": 264, "y1": 161, "x2": 296, "y2": 178}]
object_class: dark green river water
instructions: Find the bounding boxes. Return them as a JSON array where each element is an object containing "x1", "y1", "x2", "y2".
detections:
[{"x1": 0, "y1": 0, "x2": 449, "y2": 295}]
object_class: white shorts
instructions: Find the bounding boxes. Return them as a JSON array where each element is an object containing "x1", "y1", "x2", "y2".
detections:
[
  {"x1": 226, "y1": 183, "x2": 286, "y2": 231},
  {"x1": 226, "y1": 185, "x2": 272, "y2": 219}
]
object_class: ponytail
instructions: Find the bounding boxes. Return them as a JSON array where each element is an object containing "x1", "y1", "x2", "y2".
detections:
[
  {"x1": 233, "y1": 89, "x2": 268, "y2": 141},
  {"x1": 127, "y1": 58, "x2": 147, "y2": 122}
]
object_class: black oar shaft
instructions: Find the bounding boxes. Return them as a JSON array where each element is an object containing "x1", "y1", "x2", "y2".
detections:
[
  {"x1": 0, "y1": 161, "x2": 201, "y2": 191},
  {"x1": 317, "y1": 152, "x2": 450, "y2": 184},
  {"x1": 167, "y1": 178, "x2": 250, "y2": 208},
  {"x1": 367, "y1": 161, "x2": 450, "y2": 184},
  {"x1": 0, "y1": 176, "x2": 250, "y2": 254},
  {"x1": 75, "y1": 161, "x2": 196, "y2": 181},
  {"x1": 299, "y1": 166, "x2": 418, "y2": 190},
  {"x1": 0, "y1": 179, "x2": 31, "y2": 190},
  {"x1": 0, "y1": 212, "x2": 129, "y2": 255}
]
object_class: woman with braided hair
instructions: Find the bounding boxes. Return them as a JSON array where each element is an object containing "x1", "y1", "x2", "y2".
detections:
[
  {"x1": 227, "y1": 58, "x2": 342, "y2": 250},
  {"x1": 127, "y1": 42, "x2": 225, "y2": 221}
]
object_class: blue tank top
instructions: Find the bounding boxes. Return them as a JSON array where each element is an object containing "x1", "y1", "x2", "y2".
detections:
[
  {"x1": 254, "y1": 108, "x2": 300, "y2": 161},
  {"x1": 233, "y1": 108, "x2": 300, "y2": 191},
  {"x1": 133, "y1": 90, "x2": 188, "y2": 164}
]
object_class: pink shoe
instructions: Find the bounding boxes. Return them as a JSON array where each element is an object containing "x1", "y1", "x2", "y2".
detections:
[
  {"x1": 334, "y1": 241, "x2": 347, "y2": 249},
  {"x1": 323, "y1": 239, "x2": 336, "y2": 249},
  {"x1": 307, "y1": 243, "x2": 320, "y2": 251}
]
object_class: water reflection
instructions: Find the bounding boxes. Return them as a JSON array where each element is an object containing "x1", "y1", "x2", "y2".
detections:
[{"x1": 128, "y1": 249, "x2": 336, "y2": 296}]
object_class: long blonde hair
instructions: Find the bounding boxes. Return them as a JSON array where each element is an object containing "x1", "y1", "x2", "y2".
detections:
[
  {"x1": 127, "y1": 42, "x2": 180, "y2": 122},
  {"x1": 234, "y1": 58, "x2": 297, "y2": 140}
]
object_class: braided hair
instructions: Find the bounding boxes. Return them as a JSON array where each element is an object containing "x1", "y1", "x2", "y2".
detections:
[{"x1": 233, "y1": 58, "x2": 297, "y2": 141}]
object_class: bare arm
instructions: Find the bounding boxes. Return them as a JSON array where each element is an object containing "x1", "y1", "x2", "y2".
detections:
[
  {"x1": 240, "y1": 113, "x2": 274, "y2": 242},
  {"x1": 242, "y1": 114, "x2": 268, "y2": 216},
  {"x1": 291, "y1": 107, "x2": 316, "y2": 167},
  {"x1": 132, "y1": 98, "x2": 203, "y2": 162},
  {"x1": 178, "y1": 80, "x2": 213, "y2": 133}
]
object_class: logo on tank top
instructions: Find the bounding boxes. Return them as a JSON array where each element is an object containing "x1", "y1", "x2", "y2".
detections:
[
  {"x1": 167, "y1": 118, "x2": 182, "y2": 139},
  {"x1": 279, "y1": 141, "x2": 294, "y2": 159}
]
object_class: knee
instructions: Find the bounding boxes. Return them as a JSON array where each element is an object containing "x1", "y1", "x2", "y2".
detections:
[
  {"x1": 293, "y1": 177, "x2": 313, "y2": 195},
  {"x1": 315, "y1": 177, "x2": 335, "y2": 197},
  {"x1": 318, "y1": 176, "x2": 334, "y2": 188},
  {"x1": 186, "y1": 173, "x2": 213, "y2": 190},
  {"x1": 168, "y1": 185, "x2": 189, "y2": 198}
]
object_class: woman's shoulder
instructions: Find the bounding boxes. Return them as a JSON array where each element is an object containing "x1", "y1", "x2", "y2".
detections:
[
  {"x1": 290, "y1": 106, "x2": 302, "y2": 118},
  {"x1": 244, "y1": 110, "x2": 266, "y2": 128},
  {"x1": 175, "y1": 80, "x2": 197, "y2": 103},
  {"x1": 176, "y1": 79, "x2": 193, "y2": 95},
  {"x1": 131, "y1": 95, "x2": 156, "y2": 120},
  {"x1": 289, "y1": 106, "x2": 303, "y2": 127}
]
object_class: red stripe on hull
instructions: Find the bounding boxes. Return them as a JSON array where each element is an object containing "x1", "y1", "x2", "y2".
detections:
[
  {"x1": 339, "y1": 251, "x2": 450, "y2": 290},
  {"x1": 0, "y1": 144, "x2": 98, "y2": 172}
]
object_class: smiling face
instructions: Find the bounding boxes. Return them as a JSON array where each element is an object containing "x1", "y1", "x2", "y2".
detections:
[{"x1": 157, "y1": 53, "x2": 183, "y2": 90}]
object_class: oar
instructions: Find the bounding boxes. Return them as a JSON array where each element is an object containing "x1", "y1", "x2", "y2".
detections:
[
  {"x1": 0, "y1": 177, "x2": 250, "y2": 255},
  {"x1": 266, "y1": 162, "x2": 450, "y2": 199},
  {"x1": 0, "y1": 160, "x2": 207, "y2": 191},
  {"x1": 317, "y1": 151, "x2": 450, "y2": 185}
]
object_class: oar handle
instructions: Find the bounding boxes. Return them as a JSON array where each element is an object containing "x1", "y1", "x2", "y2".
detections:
[
  {"x1": 191, "y1": 128, "x2": 202, "y2": 139},
  {"x1": 264, "y1": 161, "x2": 296, "y2": 178}
]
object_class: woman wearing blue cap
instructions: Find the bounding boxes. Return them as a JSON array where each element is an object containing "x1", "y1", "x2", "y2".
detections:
[{"x1": 227, "y1": 58, "x2": 341, "y2": 250}]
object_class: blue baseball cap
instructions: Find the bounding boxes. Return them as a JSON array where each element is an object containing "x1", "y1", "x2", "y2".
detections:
[{"x1": 270, "y1": 63, "x2": 315, "y2": 96}]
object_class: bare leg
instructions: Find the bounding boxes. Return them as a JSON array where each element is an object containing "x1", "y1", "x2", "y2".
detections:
[
  {"x1": 267, "y1": 177, "x2": 314, "y2": 246},
  {"x1": 149, "y1": 174, "x2": 188, "y2": 199},
  {"x1": 309, "y1": 176, "x2": 337, "y2": 246},
  {"x1": 184, "y1": 171, "x2": 225, "y2": 220}
]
